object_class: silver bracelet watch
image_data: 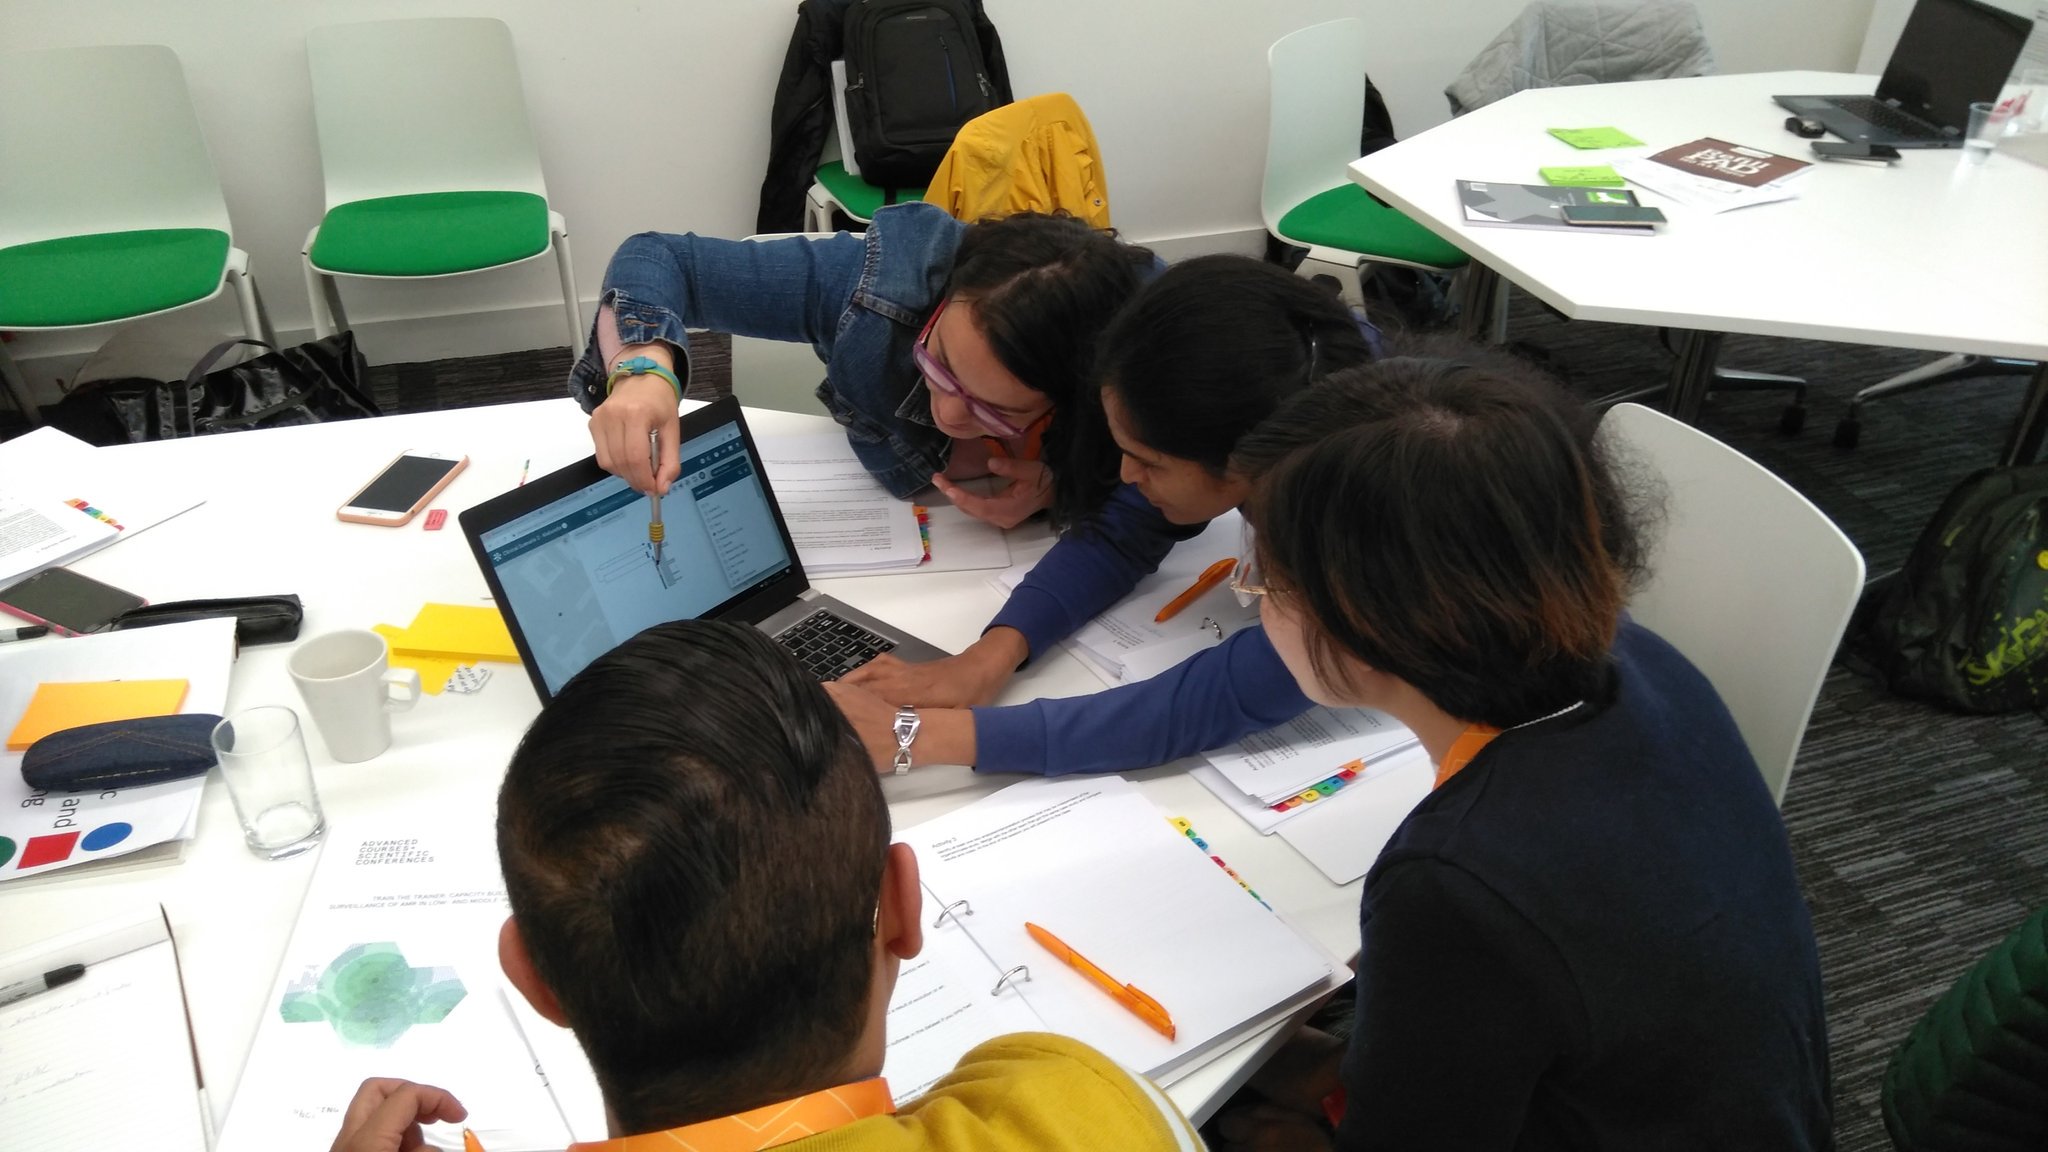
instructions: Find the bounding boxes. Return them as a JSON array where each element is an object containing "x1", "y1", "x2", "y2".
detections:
[{"x1": 891, "y1": 707, "x2": 921, "y2": 775}]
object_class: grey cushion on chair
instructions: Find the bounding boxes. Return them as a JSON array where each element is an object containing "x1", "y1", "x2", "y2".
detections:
[{"x1": 1446, "y1": 0, "x2": 1718, "y2": 115}]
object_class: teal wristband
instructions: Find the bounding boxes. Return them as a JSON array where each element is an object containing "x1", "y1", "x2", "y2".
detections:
[{"x1": 605, "y1": 355, "x2": 682, "y2": 401}]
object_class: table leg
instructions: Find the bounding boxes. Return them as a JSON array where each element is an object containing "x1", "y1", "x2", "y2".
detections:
[
  {"x1": 2000, "y1": 360, "x2": 2048, "y2": 467},
  {"x1": 1456, "y1": 264, "x2": 1505, "y2": 343},
  {"x1": 1661, "y1": 329, "x2": 1724, "y2": 424}
]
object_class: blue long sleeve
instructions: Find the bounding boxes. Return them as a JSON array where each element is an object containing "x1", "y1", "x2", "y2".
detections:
[
  {"x1": 969, "y1": 623, "x2": 1314, "y2": 775},
  {"x1": 987, "y1": 483, "x2": 1204, "y2": 658}
]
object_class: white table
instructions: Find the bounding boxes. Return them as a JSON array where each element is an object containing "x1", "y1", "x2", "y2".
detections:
[
  {"x1": 1350, "y1": 71, "x2": 2048, "y2": 464},
  {"x1": 0, "y1": 401, "x2": 1365, "y2": 1133}
]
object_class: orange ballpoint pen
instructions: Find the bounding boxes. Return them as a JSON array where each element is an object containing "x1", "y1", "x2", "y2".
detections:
[
  {"x1": 464, "y1": 1129, "x2": 485, "y2": 1152},
  {"x1": 1025, "y1": 921, "x2": 1177, "y2": 1040},
  {"x1": 1154, "y1": 558, "x2": 1237, "y2": 624}
]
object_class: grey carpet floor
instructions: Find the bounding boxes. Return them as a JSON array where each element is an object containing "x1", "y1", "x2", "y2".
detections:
[{"x1": 368, "y1": 295, "x2": 2045, "y2": 1151}]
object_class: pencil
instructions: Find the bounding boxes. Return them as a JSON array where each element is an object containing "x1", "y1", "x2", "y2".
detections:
[{"x1": 518, "y1": 459, "x2": 530, "y2": 487}]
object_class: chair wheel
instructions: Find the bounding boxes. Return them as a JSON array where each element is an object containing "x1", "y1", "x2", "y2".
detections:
[
  {"x1": 1833, "y1": 417, "x2": 1861, "y2": 449},
  {"x1": 1778, "y1": 404, "x2": 1806, "y2": 436}
]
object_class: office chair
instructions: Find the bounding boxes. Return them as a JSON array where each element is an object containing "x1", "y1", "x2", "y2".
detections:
[{"x1": 1833, "y1": 353, "x2": 2039, "y2": 448}]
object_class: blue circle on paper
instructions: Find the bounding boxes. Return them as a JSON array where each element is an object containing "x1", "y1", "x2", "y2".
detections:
[{"x1": 82, "y1": 823, "x2": 133, "y2": 851}]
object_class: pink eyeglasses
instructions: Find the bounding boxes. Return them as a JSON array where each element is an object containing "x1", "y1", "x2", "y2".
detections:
[{"x1": 913, "y1": 299, "x2": 1032, "y2": 439}]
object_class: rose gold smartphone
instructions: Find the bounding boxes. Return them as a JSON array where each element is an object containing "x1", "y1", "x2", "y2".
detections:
[{"x1": 336, "y1": 450, "x2": 468, "y2": 526}]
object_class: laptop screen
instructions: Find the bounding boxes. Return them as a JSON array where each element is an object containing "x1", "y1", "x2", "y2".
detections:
[
  {"x1": 475, "y1": 417, "x2": 794, "y2": 695},
  {"x1": 1879, "y1": 0, "x2": 2031, "y2": 130}
]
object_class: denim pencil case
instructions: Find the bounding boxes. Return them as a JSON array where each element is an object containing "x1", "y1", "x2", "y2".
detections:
[{"x1": 21, "y1": 714, "x2": 222, "y2": 791}]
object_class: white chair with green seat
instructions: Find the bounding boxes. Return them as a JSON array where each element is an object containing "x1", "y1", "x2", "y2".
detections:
[
  {"x1": 807, "y1": 61, "x2": 927, "y2": 232},
  {"x1": 1264, "y1": 19, "x2": 1469, "y2": 311},
  {"x1": 303, "y1": 17, "x2": 581, "y2": 354},
  {"x1": 0, "y1": 44, "x2": 275, "y2": 426}
]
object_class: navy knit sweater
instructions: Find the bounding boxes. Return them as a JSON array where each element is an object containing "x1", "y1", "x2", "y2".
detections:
[{"x1": 1337, "y1": 622, "x2": 1833, "y2": 1151}]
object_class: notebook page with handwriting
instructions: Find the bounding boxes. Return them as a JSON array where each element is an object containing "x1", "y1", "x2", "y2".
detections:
[
  {"x1": 894, "y1": 776, "x2": 1336, "y2": 1084},
  {"x1": 0, "y1": 922, "x2": 206, "y2": 1152}
]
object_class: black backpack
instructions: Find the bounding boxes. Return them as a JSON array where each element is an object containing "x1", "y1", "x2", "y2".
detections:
[
  {"x1": 1851, "y1": 461, "x2": 2048, "y2": 714},
  {"x1": 842, "y1": 0, "x2": 1008, "y2": 191}
]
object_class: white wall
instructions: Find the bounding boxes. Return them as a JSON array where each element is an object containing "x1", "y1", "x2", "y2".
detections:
[{"x1": 6, "y1": 0, "x2": 1876, "y2": 388}]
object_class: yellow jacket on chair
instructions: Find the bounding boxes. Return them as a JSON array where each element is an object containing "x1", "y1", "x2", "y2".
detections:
[{"x1": 923, "y1": 94, "x2": 1110, "y2": 229}]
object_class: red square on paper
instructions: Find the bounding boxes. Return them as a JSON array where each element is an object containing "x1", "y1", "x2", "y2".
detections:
[{"x1": 20, "y1": 831, "x2": 79, "y2": 868}]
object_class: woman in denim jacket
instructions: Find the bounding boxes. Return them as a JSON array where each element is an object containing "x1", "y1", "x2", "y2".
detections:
[{"x1": 572, "y1": 201, "x2": 1152, "y2": 532}]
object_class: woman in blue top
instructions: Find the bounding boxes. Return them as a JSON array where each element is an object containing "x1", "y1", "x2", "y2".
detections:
[
  {"x1": 830, "y1": 256, "x2": 1384, "y2": 774},
  {"x1": 1211, "y1": 351, "x2": 1831, "y2": 1151},
  {"x1": 573, "y1": 203, "x2": 1155, "y2": 531}
]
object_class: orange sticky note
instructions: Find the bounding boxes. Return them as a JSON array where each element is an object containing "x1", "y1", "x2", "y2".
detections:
[{"x1": 7, "y1": 679, "x2": 190, "y2": 750}]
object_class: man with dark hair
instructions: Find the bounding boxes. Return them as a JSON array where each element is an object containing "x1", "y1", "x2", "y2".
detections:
[{"x1": 328, "y1": 619, "x2": 1202, "y2": 1152}]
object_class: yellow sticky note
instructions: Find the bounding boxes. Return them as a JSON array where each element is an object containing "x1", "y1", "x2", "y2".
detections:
[
  {"x1": 389, "y1": 604, "x2": 518, "y2": 663},
  {"x1": 8, "y1": 679, "x2": 190, "y2": 750}
]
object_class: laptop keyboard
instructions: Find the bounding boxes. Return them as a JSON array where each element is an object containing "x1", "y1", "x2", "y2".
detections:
[
  {"x1": 774, "y1": 610, "x2": 897, "y2": 680},
  {"x1": 1833, "y1": 96, "x2": 1946, "y2": 138}
]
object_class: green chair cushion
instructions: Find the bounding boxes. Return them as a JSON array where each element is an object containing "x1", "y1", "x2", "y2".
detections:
[
  {"x1": 1276, "y1": 184, "x2": 1467, "y2": 270},
  {"x1": 814, "y1": 162, "x2": 926, "y2": 223},
  {"x1": 0, "y1": 229, "x2": 229, "y2": 328},
  {"x1": 310, "y1": 191, "x2": 548, "y2": 276}
]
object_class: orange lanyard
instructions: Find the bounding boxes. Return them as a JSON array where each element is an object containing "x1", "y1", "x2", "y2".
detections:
[
  {"x1": 558, "y1": 1078, "x2": 896, "y2": 1152},
  {"x1": 1435, "y1": 724, "x2": 1503, "y2": 789}
]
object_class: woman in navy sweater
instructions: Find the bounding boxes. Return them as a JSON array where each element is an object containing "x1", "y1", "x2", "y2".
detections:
[
  {"x1": 831, "y1": 256, "x2": 1383, "y2": 772},
  {"x1": 1211, "y1": 351, "x2": 1832, "y2": 1151}
]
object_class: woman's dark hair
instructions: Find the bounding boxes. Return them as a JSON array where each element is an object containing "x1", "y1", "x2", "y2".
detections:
[
  {"x1": 1099, "y1": 255, "x2": 1376, "y2": 474},
  {"x1": 1232, "y1": 341, "x2": 1654, "y2": 727},
  {"x1": 944, "y1": 211, "x2": 1156, "y2": 528}
]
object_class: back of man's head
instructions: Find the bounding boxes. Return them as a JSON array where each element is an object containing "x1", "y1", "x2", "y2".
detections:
[{"x1": 497, "y1": 620, "x2": 887, "y2": 1133}]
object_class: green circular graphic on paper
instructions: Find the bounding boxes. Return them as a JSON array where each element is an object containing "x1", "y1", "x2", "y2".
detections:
[
  {"x1": 278, "y1": 942, "x2": 466, "y2": 1047},
  {"x1": 0, "y1": 836, "x2": 14, "y2": 868}
]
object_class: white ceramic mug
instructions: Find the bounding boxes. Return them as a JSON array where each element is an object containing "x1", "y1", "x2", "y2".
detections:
[{"x1": 286, "y1": 630, "x2": 421, "y2": 763}]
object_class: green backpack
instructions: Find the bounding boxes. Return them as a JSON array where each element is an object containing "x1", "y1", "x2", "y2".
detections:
[{"x1": 1853, "y1": 461, "x2": 2048, "y2": 714}]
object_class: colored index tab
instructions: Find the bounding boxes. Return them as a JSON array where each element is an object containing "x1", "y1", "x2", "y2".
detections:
[
  {"x1": 1540, "y1": 164, "x2": 1626, "y2": 186},
  {"x1": 1548, "y1": 126, "x2": 1644, "y2": 149},
  {"x1": 8, "y1": 679, "x2": 190, "y2": 750}
]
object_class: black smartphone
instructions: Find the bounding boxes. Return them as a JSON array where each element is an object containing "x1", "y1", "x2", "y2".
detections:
[
  {"x1": 0, "y1": 568, "x2": 147, "y2": 636},
  {"x1": 1811, "y1": 141, "x2": 1901, "y2": 162},
  {"x1": 1560, "y1": 204, "x2": 1667, "y2": 227}
]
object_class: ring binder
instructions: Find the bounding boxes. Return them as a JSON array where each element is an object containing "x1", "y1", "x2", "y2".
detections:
[
  {"x1": 932, "y1": 899, "x2": 973, "y2": 928},
  {"x1": 1200, "y1": 616, "x2": 1222, "y2": 642},
  {"x1": 991, "y1": 965, "x2": 1030, "y2": 996}
]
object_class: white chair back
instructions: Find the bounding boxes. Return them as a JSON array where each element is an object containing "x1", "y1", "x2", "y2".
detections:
[
  {"x1": 1262, "y1": 19, "x2": 1368, "y2": 237},
  {"x1": 1601, "y1": 403, "x2": 1865, "y2": 805},
  {"x1": 0, "y1": 44, "x2": 231, "y2": 250},
  {"x1": 306, "y1": 18, "x2": 548, "y2": 210},
  {"x1": 730, "y1": 234, "x2": 834, "y2": 415}
]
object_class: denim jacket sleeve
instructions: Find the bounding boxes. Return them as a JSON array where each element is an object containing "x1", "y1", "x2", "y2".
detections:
[
  {"x1": 968, "y1": 623, "x2": 1314, "y2": 776},
  {"x1": 565, "y1": 203, "x2": 969, "y2": 499}
]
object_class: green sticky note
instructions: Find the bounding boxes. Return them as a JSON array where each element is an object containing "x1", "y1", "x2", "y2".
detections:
[
  {"x1": 1540, "y1": 165, "x2": 1626, "y2": 187},
  {"x1": 1547, "y1": 126, "x2": 1644, "y2": 149}
]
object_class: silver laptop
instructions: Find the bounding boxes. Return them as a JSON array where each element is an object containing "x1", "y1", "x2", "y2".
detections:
[
  {"x1": 461, "y1": 396, "x2": 950, "y2": 700},
  {"x1": 1774, "y1": 0, "x2": 2029, "y2": 149}
]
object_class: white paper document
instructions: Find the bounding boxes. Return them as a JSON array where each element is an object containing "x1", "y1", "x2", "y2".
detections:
[
  {"x1": 217, "y1": 827, "x2": 570, "y2": 1152},
  {"x1": 1205, "y1": 705, "x2": 1421, "y2": 805},
  {"x1": 758, "y1": 433, "x2": 925, "y2": 574},
  {"x1": 883, "y1": 776, "x2": 1336, "y2": 1102},
  {"x1": 0, "y1": 909, "x2": 209, "y2": 1152},
  {"x1": 0, "y1": 618, "x2": 233, "y2": 882},
  {"x1": 1276, "y1": 748, "x2": 1435, "y2": 885},
  {"x1": 0, "y1": 427, "x2": 205, "y2": 584}
]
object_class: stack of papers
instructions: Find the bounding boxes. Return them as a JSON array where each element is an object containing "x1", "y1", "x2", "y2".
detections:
[
  {"x1": 757, "y1": 433, "x2": 926, "y2": 574},
  {"x1": 0, "y1": 619, "x2": 235, "y2": 882},
  {"x1": 1614, "y1": 137, "x2": 1812, "y2": 214},
  {"x1": 0, "y1": 427, "x2": 205, "y2": 585},
  {"x1": 1195, "y1": 706, "x2": 1422, "y2": 833},
  {"x1": 994, "y1": 512, "x2": 1258, "y2": 686}
]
